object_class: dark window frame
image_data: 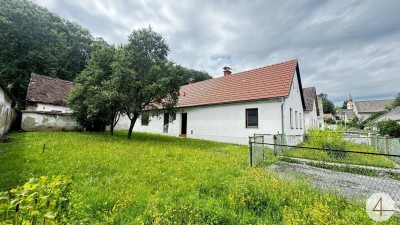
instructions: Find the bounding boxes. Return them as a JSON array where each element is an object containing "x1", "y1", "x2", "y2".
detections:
[
  {"x1": 246, "y1": 108, "x2": 258, "y2": 128},
  {"x1": 290, "y1": 108, "x2": 293, "y2": 129}
]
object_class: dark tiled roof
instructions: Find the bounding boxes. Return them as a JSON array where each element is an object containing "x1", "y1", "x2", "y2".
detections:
[
  {"x1": 354, "y1": 99, "x2": 394, "y2": 113},
  {"x1": 303, "y1": 87, "x2": 317, "y2": 111},
  {"x1": 26, "y1": 73, "x2": 73, "y2": 105},
  {"x1": 345, "y1": 111, "x2": 356, "y2": 120},
  {"x1": 178, "y1": 59, "x2": 300, "y2": 107}
]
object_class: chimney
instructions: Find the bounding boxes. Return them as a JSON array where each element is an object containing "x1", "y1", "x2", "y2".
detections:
[{"x1": 223, "y1": 66, "x2": 232, "y2": 76}]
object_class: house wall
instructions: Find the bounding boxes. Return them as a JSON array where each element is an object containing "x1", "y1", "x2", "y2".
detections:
[
  {"x1": 35, "y1": 103, "x2": 73, "y2": 113},
  {"x1": 0, "y1": 87, "x2": 17, "y2": 137},
  {"x1": 21, "y1": 111, "x2": 82, "y2": 131},
  {"x1": 115, "y1": 99, "x2": 283, "y2": 144},
  {"x1": 304, "y1": 105, "x2": 318, "y2": 131},
  {"x1": 283, "y1": 70, "x2": 305, "y2": 136}
]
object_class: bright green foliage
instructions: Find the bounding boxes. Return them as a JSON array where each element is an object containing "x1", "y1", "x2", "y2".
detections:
[
  {"x1": 284, "y1": 129, "x2": 395, "y2": 168},
  {"x1": 348, "y1": 116, "x2": 361, "y2": 129},
  {"x1": 1, "y1": 132, "x2": 399, "y2": 224},
  {"x1": 112, "y1": 27, "x2": 184, "y2": 138},
  {"x1": 0, "y1": 0, "x2": 94, "y2": 108},
  {"x1": 0, "y1": 175, "x2": 76, "y2": 224},
  {"x1": 68, "y1": 43, "x2": 119, "y2": 133},
  {"x1": 377, "y1": 120, "x2": 400, "y2": 137}
]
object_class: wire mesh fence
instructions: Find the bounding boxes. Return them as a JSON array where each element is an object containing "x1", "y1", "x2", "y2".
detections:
[{"x1": 249, "y1": 133, "x2": 400, "y2": 205}]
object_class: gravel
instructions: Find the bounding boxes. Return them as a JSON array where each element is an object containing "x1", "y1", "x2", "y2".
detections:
[{"x1": 268, "y1": 162, "x2": 400, "y2": 203}]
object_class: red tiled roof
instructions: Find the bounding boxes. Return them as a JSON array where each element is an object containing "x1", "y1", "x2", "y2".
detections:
[
  {"x1": 178, "y1": 59, "x2": 298, "y2": 107},
  {"x1": 26, "y1": 73, "x2": 73, "y2": 105},
  {"x1": 323, "y1": 113, "x2": 335, "y2": 119}
]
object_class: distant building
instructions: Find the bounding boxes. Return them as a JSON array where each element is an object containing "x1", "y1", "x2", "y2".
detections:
[
  {"x1": 21, "y1": 73, "x2": 81, "y2": 131},
  {"x1": 345, "y1": 94, "x2": 393, "y2": 121},
  {"x1": 369, "y1": 106, "x2": 400, "y2": 127},
  {"x1": 303, "y1": 87, "x2": 322, "y2": 130}
]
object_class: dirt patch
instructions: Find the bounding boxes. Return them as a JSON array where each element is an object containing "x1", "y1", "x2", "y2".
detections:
[{"x1": 268, "y1": 162, "x2": 400, "y2": 202}]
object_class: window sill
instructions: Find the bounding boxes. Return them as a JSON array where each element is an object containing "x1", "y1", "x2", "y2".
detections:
[{"x1": 246, "y1": 126, "x2": 259, "y2": 129}]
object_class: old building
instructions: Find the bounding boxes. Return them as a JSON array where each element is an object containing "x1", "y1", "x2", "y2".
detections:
[
  {"x1": 21, "y1": 73, "x2": 81, "y2": 131},
  {"x1": 0, "y1": 81, "x2": 17, "y2": 137},
  {"x1": 302, "y1": 87, "x2": 323, "y2": 130}
]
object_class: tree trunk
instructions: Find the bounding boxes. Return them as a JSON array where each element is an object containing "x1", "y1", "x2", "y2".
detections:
[
  {"x1": 110, "y1": 120, "x2": 114, "y2": 136},
  {"x1": 127, "y1": 113, "x2": 139, "y2": 139}
]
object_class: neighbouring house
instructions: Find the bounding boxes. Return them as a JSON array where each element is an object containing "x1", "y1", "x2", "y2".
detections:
[
  {"x1": 21, "y1": 73, "x2": 81, "y2": 131},
  {"x1": 0, "y1": 81, "x2": 17, "y2": 137},
  {"x1": 114, "y1": 59, "x2": 306, "y2": 144},
  {"x1": 368, "y1": 106, "x2": 400, "y2": 129},
  {"x1": 344, "y1": 111, "x2": 356, "y2": 123},
  {"x1": 323, "y1": 113, "x2": 335, "y2": 120},
  {"x1": 303, "y1": 87, "x2": 322, "y2": 130}
]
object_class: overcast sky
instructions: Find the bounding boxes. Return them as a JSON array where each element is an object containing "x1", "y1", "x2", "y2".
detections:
[{"x1": 32, "y1": 0, "x2": 400, "y2": 105}]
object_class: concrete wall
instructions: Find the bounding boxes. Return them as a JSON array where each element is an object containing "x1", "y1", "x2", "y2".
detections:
[
  {"x1": 21, "y1": 111, "x2": 82, "y2": 131},
  {"x1": 31, "y1": 103, "x2": 73, "y2": 113},
  {"x1": 114, "y1": 71, "x2": 305, "y2": 145},
  {"x1": 0, "y1": 86, "x2": 17, "y2": 137}
]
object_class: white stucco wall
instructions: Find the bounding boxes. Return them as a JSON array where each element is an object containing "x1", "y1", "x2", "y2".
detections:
[
  {"x1": 114, "y1": 71, "x2": 305, "y2": 145},
  {"x1": 21, "y1": 112, "x2": 82, "y2": 131},
  {"x1": 304, "y1": 101, "x2": 318, "y2": 131},
  {"x1": 0, "y1": 87, "x2": 17, "y2": 137},
  {"x1": 283, "y1": 70, "x2": 305, "y2": 136},
  {"x1": 35, "y1": 103, "x2": 73, "y2": 113}
]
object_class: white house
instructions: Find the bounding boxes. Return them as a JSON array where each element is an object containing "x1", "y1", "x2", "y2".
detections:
[
  {"x1": 0, "y1": 81, "x2": 17, "y2": 137},
  {"x1": 21, "y1": 73, "x2": 81, "y2": 131},
  {"x1": 368, "y1": 106, "x2": 400, "y2": 129},
  {"x1": 115, "y1": 59, "x2": 306, "y2": 144},
  {"x1": 302, "y1": 87, "x2": 322, "y2": 131}
]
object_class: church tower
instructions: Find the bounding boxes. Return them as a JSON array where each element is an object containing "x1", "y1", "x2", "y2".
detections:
[{"x1": 347, "y1": 93, "x2": 354, "y2": 110}]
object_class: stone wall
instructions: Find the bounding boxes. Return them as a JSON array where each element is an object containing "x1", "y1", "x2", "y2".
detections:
[{"x1": 21, "y1": 111, "x2": 82, "y2": 132}]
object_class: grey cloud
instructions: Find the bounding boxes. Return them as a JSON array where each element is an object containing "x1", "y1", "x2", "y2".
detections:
[{"x1": 32, "y1": 0, "x2": 400, "y2": 105}]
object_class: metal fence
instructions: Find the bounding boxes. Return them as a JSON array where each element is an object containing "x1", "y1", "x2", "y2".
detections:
[{"x1": 248, "y1": 133, "x2": 400, "y2": 204}]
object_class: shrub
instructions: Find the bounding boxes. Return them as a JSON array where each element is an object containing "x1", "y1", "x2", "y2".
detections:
[{"x1": 376, "y1": 120, "x2": 400, "y2": 137}]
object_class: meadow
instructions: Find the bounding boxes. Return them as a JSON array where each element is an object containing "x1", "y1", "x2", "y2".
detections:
[{"x1": 0, "y1": 131, "x2": 399, "y2": 224}]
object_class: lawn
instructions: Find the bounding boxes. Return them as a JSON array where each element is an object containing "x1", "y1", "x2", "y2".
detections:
[{"x1": 0, "y1": 131, "x2": 398, "y2": 224}]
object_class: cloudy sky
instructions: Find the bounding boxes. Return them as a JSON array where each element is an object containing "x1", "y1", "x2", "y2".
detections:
[{"x1": 32, "y1": 0, "x2": 400, "y2": 105}]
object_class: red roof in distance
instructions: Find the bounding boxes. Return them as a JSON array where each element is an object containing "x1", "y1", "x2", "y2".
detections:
[{"x1": 178, "y1": 59, "x2": 299, "y2": 107}]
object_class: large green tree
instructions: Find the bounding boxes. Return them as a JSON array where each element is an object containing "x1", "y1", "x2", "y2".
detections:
[
  {"x1": 392, "y1": 91, "x2": 400, "y2": 108},
  {"x1": 68, "y1": 42, "x2": 119, "y2": 134},
  {"x1": 0, "y1": 0, "x2": 94, "y2": 108},
  {"x1": 318, "y1": 93, "x2": 336, "y2": 115},
  {"x1": 181, "y1": 68, "x2": 212, "y2": 84},
  {"x1": 112, "y1": 27, "x2": 184, "y2": 139}
]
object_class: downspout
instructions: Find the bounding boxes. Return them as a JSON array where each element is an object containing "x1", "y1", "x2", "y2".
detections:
[{"x1": 281, "y1": 97, "x2": 285, "y2": 135}]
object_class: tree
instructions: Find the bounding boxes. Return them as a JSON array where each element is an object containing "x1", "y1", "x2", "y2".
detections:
[
  {"x1": 68, "y1": 43, "x2": 119, "y2": 134},
  {"x1": 341, "y1": 100, "x2": 348, "y2": 109},
  {"x1": 112, "y1": 27, "x2": 184, "y2": 139},
  {"x1": 0, "y1": 0, "x2": 94, "y2": 108},
  {"x1": 181, "y1": 68, "x2": 212, "y2": 84},
  {"x1": 318, "y1": 93, "x2": 336, "y2": 115},
  {"x1": 392, "y1": 91, "x2": 400, "y2": 108},
  {"x1": 376, "y1": 120, "x2": 400, "y2": 138},
  {"x1": 348, "y1": 116, "x2": 360, "y2": 129}
]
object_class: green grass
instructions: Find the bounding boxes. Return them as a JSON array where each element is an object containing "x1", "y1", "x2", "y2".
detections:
[
  {"x1": 282, "y1": 129, "x2": 396, "y2": 168},
  {"x1": 0, "y1": 131, "x2": 399, "y2": 224}
]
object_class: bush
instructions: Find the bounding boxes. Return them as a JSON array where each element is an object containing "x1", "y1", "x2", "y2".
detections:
[{"x1": 376, "y1": 120, "x2": 400, "y2": 137}]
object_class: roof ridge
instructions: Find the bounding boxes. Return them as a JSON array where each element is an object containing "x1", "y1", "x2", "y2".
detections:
[
  {"x1": 355, "y1": 99, "x2": 394, "y2": 103},
  {"x1": 181, "y1": 59, "x2": 298, "y2": 88},
  {"x1": 31, "y1": 73, "x2": 73, "y2": 84},
  {"x1": 232, "y1": 59, "x2": 298, "y2": 76}
]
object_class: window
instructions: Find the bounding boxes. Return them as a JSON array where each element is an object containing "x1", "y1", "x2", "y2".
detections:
[
  {"x1": 246, "y1": 108, "x2": 258, "y2": 128},
  {"x1": 290, "y1": 108, "x2": 293, "y2": 129},
  {"x1": 141, "y1": 113, "x2": 150, "y2": 126},
  {"x1": 299, "y1": 113, "x2": 302, "y2": 129},
  {"x1": 295, "y1": 111, "x2": 298, "y2": 129}
]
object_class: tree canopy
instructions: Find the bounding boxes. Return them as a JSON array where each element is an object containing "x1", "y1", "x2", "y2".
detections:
[
  {"x1": 0, "y1": 0, "x2": 94, "y2": 108},
  {"x1": 112, "y1": 27, "x2": 184, "y2": 138},
  {"x1": 318, "y1": 93, "x2": 336, "y2": 115},
  {"x1": 392, "y1": 91, "x2": 400, "y2": 108}
]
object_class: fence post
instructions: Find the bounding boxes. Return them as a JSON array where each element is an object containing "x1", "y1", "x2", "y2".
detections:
[
  {"x1": 249, "y1": 137, "x2": 253, "y2": 167},
  {"x1": 384, "y1": 135, "x2": 389, "y2": 154}
]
